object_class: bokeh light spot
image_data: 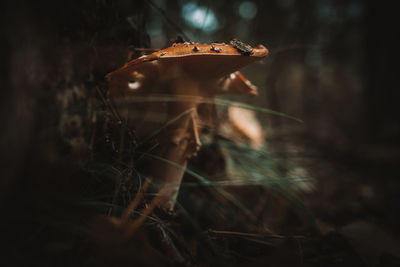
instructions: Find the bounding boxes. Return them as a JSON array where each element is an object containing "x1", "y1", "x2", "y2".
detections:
[
  {"x1": 182, "y1": 2, "x2": 219, "y2": 33},
  {"x1": 238, "y1": 1, "x2": 257, "y2": 20}
]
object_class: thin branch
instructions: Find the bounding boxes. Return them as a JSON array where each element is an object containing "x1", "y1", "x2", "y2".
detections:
[{"x1": 121, "y1": 177, "x2": 152, "y2": 221}]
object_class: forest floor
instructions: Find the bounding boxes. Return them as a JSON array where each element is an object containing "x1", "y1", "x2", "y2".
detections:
[{"x1": 275, "y1": 137, "x2": 400, "y2": 266}]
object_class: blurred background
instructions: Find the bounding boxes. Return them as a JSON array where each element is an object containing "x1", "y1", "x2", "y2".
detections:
[{"x1": 1, "y1": 0, "x2": 400, "y2": 266}]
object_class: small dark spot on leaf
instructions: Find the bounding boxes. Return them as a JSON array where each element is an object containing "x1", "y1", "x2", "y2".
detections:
[
  {"x1": 211, "y1": 45, "x2": 222, "y2": 52},
  {"x1": 229, "y1": 38, "x2": 254, "y2": 56}
]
